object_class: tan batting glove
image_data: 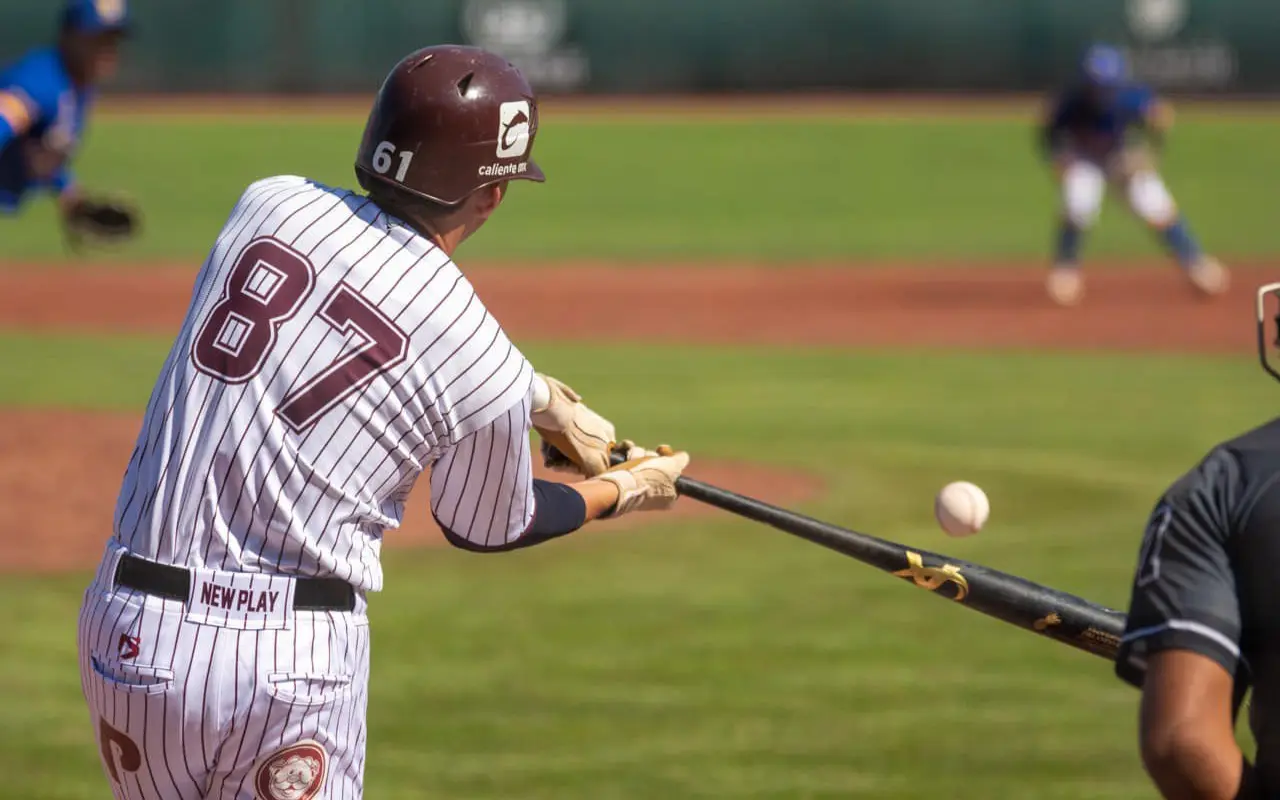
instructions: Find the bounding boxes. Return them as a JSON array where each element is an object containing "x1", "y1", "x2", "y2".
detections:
[
  {"x1": 597, "y1": 444, "x2": 690, "y2": 517},
  {"x1": 531, "y1": 374, "x2": 617, "y2": 477}
]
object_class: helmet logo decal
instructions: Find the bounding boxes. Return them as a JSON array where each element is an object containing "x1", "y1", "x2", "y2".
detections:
[{"x1": 496, "y1": 100, "x2": 532, "y2": 159}]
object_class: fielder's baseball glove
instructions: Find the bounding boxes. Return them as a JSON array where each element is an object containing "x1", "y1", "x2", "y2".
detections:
[{"x1": 63, "y1": 195, "x2": 141, "y2": 248}]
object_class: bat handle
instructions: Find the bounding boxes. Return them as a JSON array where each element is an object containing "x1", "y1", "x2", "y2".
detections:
[{"x1": 607, "y1": 444, "x2": 711, "y2": 498}]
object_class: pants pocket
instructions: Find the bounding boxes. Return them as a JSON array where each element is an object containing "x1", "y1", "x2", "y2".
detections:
[
  {"x1": 266, "y1": 672, "x2": 352, "y2": 707},
  {"x1": 91, "y1": 657, "x2": 175, "y2": 697}
]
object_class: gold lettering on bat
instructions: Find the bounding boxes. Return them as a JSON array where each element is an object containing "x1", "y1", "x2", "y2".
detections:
[
  {"x1": 1081, "y1": 627, "x2": 1122, "y2": 650},
  {"x1": 892, "y1": 551, "x2": 969, "y2": 602},
  {"x1": 1033, "y1": 612, "x2": 1063, "y2": 631}
]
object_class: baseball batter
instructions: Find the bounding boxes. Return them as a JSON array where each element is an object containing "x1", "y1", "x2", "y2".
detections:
[
  {"x1": 78, "y1": 45, "x2": 690, "y2": 799},
  {"x1": 0, "y1": 0, "x2": 140, "y2": 244},
  {"x1": 1041, "y1": 43, "x2": 1227, "y2": 307}
]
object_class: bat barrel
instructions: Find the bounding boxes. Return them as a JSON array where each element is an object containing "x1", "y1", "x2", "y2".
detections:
[
  {"x1": 675, "y1": 475, "x2": 1126, "y2": 661},
  {"x1": 605, "y1": 448, "x2": 1126, "y2": 663}
]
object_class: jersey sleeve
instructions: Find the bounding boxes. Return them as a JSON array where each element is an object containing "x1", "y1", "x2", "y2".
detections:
[
  {"x1": 0, "y1": 53, "x2": 61, "y2": 137},
  {"x1": 1116, "y1": 448, "x2": 1244, "y2": 688},
  {"x1": 429, "y1": 386, "x2": 536, "y2": 549}
]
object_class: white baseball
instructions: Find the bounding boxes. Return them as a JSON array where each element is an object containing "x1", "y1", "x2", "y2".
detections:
[{"x1": 934, "y1": 481, "x2": 989, "y2": 537}]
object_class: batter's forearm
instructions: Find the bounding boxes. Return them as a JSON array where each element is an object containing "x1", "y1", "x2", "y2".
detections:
[
  {"x1": 490, "y1": 478, "x2": 619, "y2": 544},
  {"x1": 434, "y1": 477, "x2": 618, "y2": 553},
  {"x1": 572, "y1": 478, "x2": 622, "y2": 521},
  {"x1": 527, "y1": 479, "x2": 589, "y2": 538}
]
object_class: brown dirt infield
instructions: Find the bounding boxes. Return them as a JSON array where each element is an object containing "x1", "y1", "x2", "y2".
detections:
[
  {"x1": 0, "y1": 409, "x2": 819, "y2": 574},
  {"x1": 0, "y1": 260, "x2": 1271, "y2": 352},
  {"x1": 0, "y1": 258, "x2": 1270, "y2": 574}
]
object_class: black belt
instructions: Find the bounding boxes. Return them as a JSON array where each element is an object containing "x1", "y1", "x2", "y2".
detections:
[{"x1": 114, "y1": 553, "x2": 355, "y2": 612}]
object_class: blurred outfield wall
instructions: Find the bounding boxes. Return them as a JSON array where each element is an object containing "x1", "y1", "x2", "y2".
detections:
[{"x1": 0, "y1": 0, "x2": 1274, "y2": 95}]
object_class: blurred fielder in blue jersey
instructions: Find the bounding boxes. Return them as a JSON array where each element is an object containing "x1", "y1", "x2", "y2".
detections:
[
  {"x1": 1040, "y1": 43, "x2": 1226, "y2": 306},
  {"x1": 0, "y1": 0, "x2": 139, "y2": 245}
]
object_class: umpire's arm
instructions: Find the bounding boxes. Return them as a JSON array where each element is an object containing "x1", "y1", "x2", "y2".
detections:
[{"x1": 1117, "y1": 448, "x2": 1256, "y2": 799}]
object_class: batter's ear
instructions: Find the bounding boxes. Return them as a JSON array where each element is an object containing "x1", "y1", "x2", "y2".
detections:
[{"x1": 473, "y1": 183, "x2": 506, "y2": 218}]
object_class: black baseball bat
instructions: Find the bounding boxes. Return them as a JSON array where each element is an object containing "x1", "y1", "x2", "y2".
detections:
[{"x1": 600, "y1": 446, "x2": 1128, "y2": 661}]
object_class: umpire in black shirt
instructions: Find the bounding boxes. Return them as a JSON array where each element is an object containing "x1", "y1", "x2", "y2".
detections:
[{"x1": 1115, "y1": 283, "x2": 1280, "y2": 799}]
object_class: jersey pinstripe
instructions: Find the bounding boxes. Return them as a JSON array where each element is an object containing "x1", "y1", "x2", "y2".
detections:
[{"x1": 111, "y1": 175, "x2": 536, "y2": 592}]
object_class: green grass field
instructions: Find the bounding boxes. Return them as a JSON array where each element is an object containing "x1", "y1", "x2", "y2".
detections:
[
  {"x1": 1, "y1": 334, "x2": 1273, "y2": 798},
  {"x1": 4, "y1": 103, "x2": 1279, "y2": 798},
  {"x1": 5, "y1": 108, "x2": 1280, "y2": 262}
]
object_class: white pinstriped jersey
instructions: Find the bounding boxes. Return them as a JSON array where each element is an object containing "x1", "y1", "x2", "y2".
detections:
[{"x1": 112, "y1": 175, "x2": 538, "y2": 592}]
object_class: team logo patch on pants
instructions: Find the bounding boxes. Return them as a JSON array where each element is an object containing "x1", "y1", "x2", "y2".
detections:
[{"x1": 254, "y1": 740, "x2": 327, "y2": 800}]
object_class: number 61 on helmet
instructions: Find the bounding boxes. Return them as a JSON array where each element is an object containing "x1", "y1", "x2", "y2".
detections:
[{"x1": 353, "y1": 45, "x2": 546, "y2": 208}]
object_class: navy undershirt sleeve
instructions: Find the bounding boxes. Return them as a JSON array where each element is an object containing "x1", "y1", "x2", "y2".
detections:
[
  {"x1": 528, "y1": 479, "x2": 588, "y2": 539},
  {"x1": 439, "y1": 479, "x2": 587, "y2": 552}
]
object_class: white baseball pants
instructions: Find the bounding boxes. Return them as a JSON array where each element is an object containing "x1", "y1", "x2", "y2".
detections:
[
  {"x1": 1061, "y1": 159, "x2": 1179, "y2": 229},
  {"x1": 78, "y1": 545, "x2": 371, "y2": 799}
]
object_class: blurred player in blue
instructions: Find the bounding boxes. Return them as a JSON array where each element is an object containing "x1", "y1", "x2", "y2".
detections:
[
  {"x1": 1041, "y1": 43, "x2": 1226, "y2": 306},
  {"x1": 0, "y1": 0, "x2": 139, "y2": 243}
]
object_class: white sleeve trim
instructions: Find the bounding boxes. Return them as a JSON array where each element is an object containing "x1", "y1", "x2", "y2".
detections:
[{"x1": 1122, "y1": 619, "x2": 1240, "y2": 659}]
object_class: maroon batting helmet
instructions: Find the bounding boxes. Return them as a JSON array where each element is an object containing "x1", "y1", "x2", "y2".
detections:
[{"x1": 355, "y1": 45, "x2": 545, "y2": 207}]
